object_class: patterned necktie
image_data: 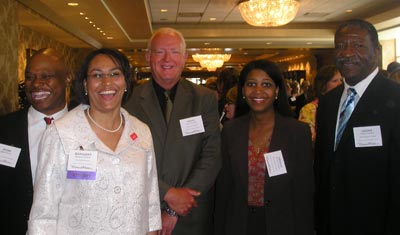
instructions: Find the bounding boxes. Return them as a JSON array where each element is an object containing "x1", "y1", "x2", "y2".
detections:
[
  {"x1": 164, "y1": 91, "x2": 173, "y2": 123},
  {"x1": 44, "y1": 117, "x2": 54, "y2": 125},
  {"x1": 335, "y1": 88, "x2": 357, "y2": 150}
]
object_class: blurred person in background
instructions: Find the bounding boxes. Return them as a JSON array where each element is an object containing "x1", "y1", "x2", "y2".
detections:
[
  {"x1": 299, "y1": 65, "x2": 343, "y2": 145},
  {"x1": 387, "y1": 61, "x2": 400, "y2": 83},
  {"x1": 217, "y1": 68, "x2": 239, "y2": 115}
]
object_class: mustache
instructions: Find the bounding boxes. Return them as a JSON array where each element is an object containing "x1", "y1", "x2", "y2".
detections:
[{"x1": 337, "y1": 57, "x2": 358, "y2": 64}]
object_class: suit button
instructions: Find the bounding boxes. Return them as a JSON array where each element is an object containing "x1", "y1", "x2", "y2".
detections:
[{"x1": 265, "y1": 200, "x2": 271, "y2": 206}]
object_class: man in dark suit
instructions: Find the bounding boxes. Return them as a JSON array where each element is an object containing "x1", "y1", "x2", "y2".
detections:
[
  {"x1": 0, "y1": 48, "x2": 71, "y2": 234},
  {"x1": 125, "y1": 28, "x2": 221, "y2": 235},
  {"x1": 315, "y1": 19, "x2": 400, "y2": 235}
]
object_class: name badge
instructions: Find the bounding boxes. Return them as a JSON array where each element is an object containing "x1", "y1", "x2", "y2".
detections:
[
  {"x1": 0, "y1": 143, "x2": 21, "y2": 168},
  {"x1": 353, "y1": 125, "x2": 383, "y2": 148},
  {"x1": 180, "y1": 115, "x2": 205, "y2": 137},
  {"x1": 264, "y1": 150, "x2": 287, "y2": 177},
  {"x1": 67, "y1": 150, "x2": 97, "y2": 180}
]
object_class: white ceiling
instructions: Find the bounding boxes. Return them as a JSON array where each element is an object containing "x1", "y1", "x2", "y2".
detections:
[{"x1": 16, "y1": 0, "x2": 400, "y2": 69}]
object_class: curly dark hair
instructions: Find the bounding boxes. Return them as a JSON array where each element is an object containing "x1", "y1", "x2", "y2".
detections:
[{"x1": 73, "y1": 48, "x2": 132, "y2": 105}]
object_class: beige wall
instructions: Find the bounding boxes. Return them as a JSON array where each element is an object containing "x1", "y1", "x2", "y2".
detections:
[{"x1": 0, "y1": 0, "x2": 19, "y2": 115}]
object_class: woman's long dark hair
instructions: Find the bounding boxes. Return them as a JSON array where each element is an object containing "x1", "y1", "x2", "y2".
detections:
[{"x1": 235, "y1": 59, "x2": 293, "y2": 118}]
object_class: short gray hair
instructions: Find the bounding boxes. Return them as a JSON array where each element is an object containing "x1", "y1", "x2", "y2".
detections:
[{"x1": 147, "y1": 27, "x2": 187, "y2": 52}]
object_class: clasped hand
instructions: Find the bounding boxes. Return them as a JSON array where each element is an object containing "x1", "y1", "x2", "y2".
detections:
[{"x1": 164, "y1": 187, "x2": 200, "y2": 216}]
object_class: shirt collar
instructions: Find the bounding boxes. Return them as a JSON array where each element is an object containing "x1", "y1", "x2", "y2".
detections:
[
  {"x1": 344, "y1": 67, "x2": 379, "y2": 98},
  {"x1": 28, "y1": 105, "x2": 68, "y2": 124}
]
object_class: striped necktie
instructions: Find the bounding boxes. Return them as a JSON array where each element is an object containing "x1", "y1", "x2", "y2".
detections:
[{"x1": 335, "y1": 88, "x2": 357, "y2": 150}]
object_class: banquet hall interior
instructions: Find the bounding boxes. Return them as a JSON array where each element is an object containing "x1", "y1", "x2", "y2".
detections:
[{"x1": 1, "y1": 0, "x2": 399, "y2": 115}]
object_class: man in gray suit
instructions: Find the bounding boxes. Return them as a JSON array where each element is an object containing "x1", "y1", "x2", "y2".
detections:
[{"x1": 125, "y1": 28, "x2": 221, "y2": 235}]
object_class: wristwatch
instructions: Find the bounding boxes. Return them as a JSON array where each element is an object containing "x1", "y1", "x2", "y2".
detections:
[{"x1": 164, "y1": 204, "x2": 178, "y2": 217}]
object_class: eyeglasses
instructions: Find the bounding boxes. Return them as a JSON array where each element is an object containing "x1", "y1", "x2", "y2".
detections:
[
  {"x1": 87, "y1": 71, "x2": 123, "y2": 79},
  {"x1": 25, "y1": 73, "x2": 57, "y2": 81}
]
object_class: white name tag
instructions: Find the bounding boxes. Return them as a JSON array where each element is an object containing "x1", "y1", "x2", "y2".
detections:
[
  {"x1": 180, "y1": 115, "x2": 205, "y2": 137},
  {"x1": 0, "y1": 143, "x2": 21, "y2": 168},
  {"x1": 67, "y1": 150, "x2": 97, "y2": 180},
  {"x1": 353, "y1": 126, "x2": 383, "y2": 148},
  {"x1": 264, "y1": 150, "x2": 287, "y2": 177}
]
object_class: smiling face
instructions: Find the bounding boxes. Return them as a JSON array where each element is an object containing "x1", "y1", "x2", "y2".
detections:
[
  {"x1": 25, "y1": 51, "x2": 70, "y2": 116},
  {"x1": 334, "y1": 25, "x2": 379, "y2": 86},
  {"x1": 243, "y1": 69, "x2": 279, "y2": 114},
  {"x1": 146, "y1": 31, "x2": 188, "y2": 90},
  {"x1": 84, "y1": 54, "x2": 126, "y2": 114}
]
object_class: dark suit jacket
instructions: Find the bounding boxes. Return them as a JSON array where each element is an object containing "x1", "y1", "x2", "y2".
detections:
[
  {"x1": 214, "y1": 113, "x2": 314, "y2": 235},
  {"x1": 315, "y1": 73, "x2": 400, "y2": 235},
  {"x1": 0, "y1": 109, "x2": 33, "y2": 235},
  {"x1": 124, "y1": 78, "x2": 221, "y2": 235}
]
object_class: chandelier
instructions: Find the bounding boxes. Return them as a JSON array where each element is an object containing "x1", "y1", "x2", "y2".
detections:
[
  {"x1": 238, "y1": 0, "x2": 300, "y2": 27},
  {"x1": 192, "y1": 54, "x2": 231, "y2": 71}
]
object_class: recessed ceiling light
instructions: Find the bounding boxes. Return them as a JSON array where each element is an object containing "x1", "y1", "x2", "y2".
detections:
[
  {"x1": 97, "y1": 28, "x2": 100, "y2": 30},
  {"x1": 67, "y1": 3, "x2": 79, "y2": 6},
  {"x1": 307, "y1": 42, "x2": 313, "y2": 45},
  {"x1": 100, "y1": 30, "x2": 103, "y2": 33},
  {"x1": 106, "y1": 37, "x2": 114, "y2": 40},
  {"x1": 204, "y1": 42, "x2": 210, "y2": 45},
  {"x1": 209, "y1": 18, "x2": 216, "y2": 21},
  {"x1": 103, "y1": 33, "x2": 106, "y2": 35},
  {"x1": 224, "y1": 48, "x2": 233, "y2": 52},
  {"x1": 79, "y1": 12, "x2": 85, "y2": 15},
  {"x1": 93, "y1": 24, "x2": 96, "y2": 27},
  {"x1": 161, "y1": 9, "x2": 168, "y2": 13},
  {"x1": 84, "y1": 17, "x2": 89, "y2": 20},
  {"x1": 266, "y1": 42, "x2": 272, "y2": 45},
  {"x1": 346, "y1": 9, "x2": 353, "y2": 13},
  {"x1": 89, "y1": 21, "x2": 93, "y2": 24}
]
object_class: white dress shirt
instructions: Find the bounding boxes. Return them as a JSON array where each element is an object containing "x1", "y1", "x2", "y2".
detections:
[{"x1": 28, "y1": 105, "x2": 68, "y2": 183}]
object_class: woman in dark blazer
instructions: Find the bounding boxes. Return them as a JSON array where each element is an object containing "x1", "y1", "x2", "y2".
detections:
[{"x1": 214, "y1": 59, "x2": 314, "y2": 235}]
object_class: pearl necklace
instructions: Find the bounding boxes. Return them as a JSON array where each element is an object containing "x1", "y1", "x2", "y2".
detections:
[{"x1": 86, "y1": 108, "x2": 123, "y2": 133}]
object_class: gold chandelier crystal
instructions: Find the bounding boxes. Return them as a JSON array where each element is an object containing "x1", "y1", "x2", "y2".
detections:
[
  {"x1": 192, "y1": 54, "x2": 231, "y2": 71},
  {"x1": 239, "y1": 0, "x2": 300, "y2": 27}
]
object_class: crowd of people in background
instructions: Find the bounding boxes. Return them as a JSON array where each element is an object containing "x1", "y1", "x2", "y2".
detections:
[{"x1": 0, "y1": 18, "x2": 399, "y2": 235}]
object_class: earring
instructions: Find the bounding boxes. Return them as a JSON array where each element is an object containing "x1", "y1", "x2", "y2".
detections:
[
  {"x1": 124, "y1": 88, "x2": 127, "y2": 92},
  {"x1": 85, "y1": 90, "x2": 88, "y2": 96}
]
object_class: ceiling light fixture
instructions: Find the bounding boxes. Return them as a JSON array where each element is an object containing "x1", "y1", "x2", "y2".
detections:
[
  {"x1": 238, "y1": 0, "x2": 300, "y2": 27},
  {"x1": 67, "y1": 3, "x2": 79, "y2": 7},
  {"x1": 192, "y1": 54, "x2": 231, "y2": 72}
]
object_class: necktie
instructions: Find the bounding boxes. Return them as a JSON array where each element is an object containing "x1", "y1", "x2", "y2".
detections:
[
  {"x1": 44, "y1": 117, "x2": 54, "y2": 125},
  {"x1": 164, "y1": 91, "x2": 173, "y2": 123},
  {"x1": 335, "y1": 88, "x2": 357, "y2": 150}
]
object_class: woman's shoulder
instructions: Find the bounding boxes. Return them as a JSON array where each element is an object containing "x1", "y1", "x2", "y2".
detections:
[
  {"x1": 277, "y1": 113, "x2": 309, "y2": 131},
  {"x1": 223, "y1": 114, "x2": 249, "y2": 130}
]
